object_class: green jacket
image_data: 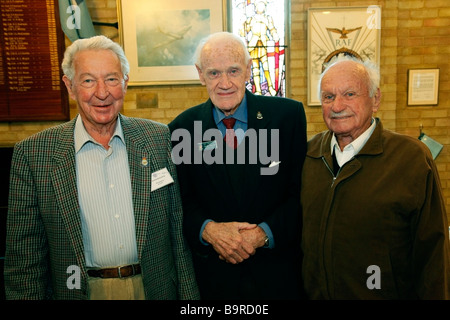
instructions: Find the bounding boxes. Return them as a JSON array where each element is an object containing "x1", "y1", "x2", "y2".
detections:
[
  {"x1": 5, "y1": 114, "x2": 200, "y2": 300},
  {"x1": 301, "y1": 118, "x2": 450, "y2": 299}
]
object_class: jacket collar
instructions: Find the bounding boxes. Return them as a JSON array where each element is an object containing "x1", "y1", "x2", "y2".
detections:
[{"x1": 307, "y1": 117, "x2": 384, "y2": 159}]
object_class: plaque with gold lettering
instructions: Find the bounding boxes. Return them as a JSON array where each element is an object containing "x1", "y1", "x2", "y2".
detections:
[{"x1": 0, "y1": 0, "x2": 69, "y2": 121}]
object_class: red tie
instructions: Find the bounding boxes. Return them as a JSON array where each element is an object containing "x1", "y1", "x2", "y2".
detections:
[{"x1": 222, "y1": 117, "x2": 237, "y2": 149}]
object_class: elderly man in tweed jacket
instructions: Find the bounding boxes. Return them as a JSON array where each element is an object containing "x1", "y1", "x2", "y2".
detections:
[{"x1": 4, "y1": 35, "x2": 199, "y2": 300}]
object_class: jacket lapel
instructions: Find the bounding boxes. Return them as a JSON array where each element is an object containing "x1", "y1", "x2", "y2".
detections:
[
  {"x1": 198, "y1": 101, "x2": 231, "y2": 203},
  {"x1": 244, "y1": 92, "x2": 271, "y2": 205},
  {"x1": 50, "y1": 117, "x2": 86, "y2": 271},
  {"x1": 246, "y1": 92, "x2": 271, "y2": 132},
  {"x1": 120, "y1": 115, "x2": 156, "y2": 258}
]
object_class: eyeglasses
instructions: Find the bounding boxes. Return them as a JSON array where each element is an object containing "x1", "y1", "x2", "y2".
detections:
[{"x1": 78, "y1": 77, "x2": 124, "y2": 89}]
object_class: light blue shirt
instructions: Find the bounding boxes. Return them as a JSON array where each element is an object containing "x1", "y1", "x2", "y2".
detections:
[
  {"x1": 200, "y1": 97, "x2": 275, "y2": 249},
  {"x1": 74, "y1": 116, "x2": 138, "y2": 267}
]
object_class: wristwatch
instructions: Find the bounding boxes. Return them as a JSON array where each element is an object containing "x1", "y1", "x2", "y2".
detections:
[{"x1": 264, "y1": 235, "x2": 269, "y2": 248}]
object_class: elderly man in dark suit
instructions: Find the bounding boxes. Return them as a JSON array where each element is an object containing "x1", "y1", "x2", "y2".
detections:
[
  {"x1": 4, "y1": 35, "x2": 199, "y2": 300},
  {"x1": 169, "y1": 32, "x2": 307, "y2": 299}
]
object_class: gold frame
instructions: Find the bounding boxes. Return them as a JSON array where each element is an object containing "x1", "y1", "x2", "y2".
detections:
[
  {"x1": 407, "y1": 68, "x2": 440, "y2": 106},
  {"x1": 307, "y1": 6, "x2": 381, "y2": 106},
  {"x1": 117, "y1": 0, "x2": 227, "y2": 86}
]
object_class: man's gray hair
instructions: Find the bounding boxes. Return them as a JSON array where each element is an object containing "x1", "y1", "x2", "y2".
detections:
[
  {"x1": 194, "y1": 32, "x2": 251, "y2": 69},
  {"x1": 318, "y1": 55, "x2": 380, "y2": 100},
  {"x1": 61, "y1": 35, "x2": 130, "y2": 81}
]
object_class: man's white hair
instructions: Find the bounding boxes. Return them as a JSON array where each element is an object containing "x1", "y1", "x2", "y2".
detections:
[{"x1": 61, "y1": 35, "x2": 130, "y2": 81}]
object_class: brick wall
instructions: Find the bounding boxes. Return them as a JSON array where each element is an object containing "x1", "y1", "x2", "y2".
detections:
[
  {"x1": 394, "y1": 0, "x2": 450, "y2": 220},
  {"x1": 0, "y1": 0, "x2": 449, "y2": 220}
]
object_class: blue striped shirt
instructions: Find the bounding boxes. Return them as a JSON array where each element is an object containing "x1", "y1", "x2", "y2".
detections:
[{"x1": 74, "y1": 116, "x2": 138, "y2": 267}]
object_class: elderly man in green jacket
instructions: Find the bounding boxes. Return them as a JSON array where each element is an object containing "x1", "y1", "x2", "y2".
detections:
[
  {"x1": 301, "y1": 55, "x2": 450, "y2": 299},
  {"x1": 4, "y1": 35, "x2": 199, "y2": 300}
]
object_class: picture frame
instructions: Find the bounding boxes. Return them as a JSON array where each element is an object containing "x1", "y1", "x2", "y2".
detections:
[
  {"x1": 407, "y1": 68, "x2": 440, "y2": 106},
  {"x1": 307, "y1": 6, "x2": 381, "y2": 106},
  {"x1": 117, "y1": 0, "x2": 227, "y2": 86}
]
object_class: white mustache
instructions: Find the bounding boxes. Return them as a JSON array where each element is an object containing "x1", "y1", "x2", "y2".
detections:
[{"x1": 330, "y1": 111, "x2": 352, "y2": 118}]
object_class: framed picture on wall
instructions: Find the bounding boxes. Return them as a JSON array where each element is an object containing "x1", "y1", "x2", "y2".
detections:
[
  {"x1": 407, "y1": 68, "x2": 440, "y2": 106},
  {"x1": 307, "y1": 6, "x2": 381, "y2": 106},
  {"x1": 117, "y1": 0, "x2": 227, "y2": 86}
]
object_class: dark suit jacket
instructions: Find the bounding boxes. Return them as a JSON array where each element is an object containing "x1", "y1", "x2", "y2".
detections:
[
  {"x1": 4, "y1": 114, "x2": 200, "y2": 300},
  {"x1": 169, "y1": 90, "x2": 307, "y2": 299}
]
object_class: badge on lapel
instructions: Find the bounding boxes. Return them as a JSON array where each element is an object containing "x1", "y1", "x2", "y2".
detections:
[
  {"x1": 141, "y1": 157, "x2": 149, "y2": 167},
  {"x1": 257, "y1": 111, "x2": 263, "y2": 120}
]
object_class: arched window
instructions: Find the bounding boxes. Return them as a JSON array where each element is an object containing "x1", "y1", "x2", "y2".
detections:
[{"x1": 229, "y1": 0, "x2": 288, "y2": 97}]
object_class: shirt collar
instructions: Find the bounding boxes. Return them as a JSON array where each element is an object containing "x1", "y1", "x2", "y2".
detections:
[
  {"x1": 330, "y1": 117, "x2": 377, "y2": 155},
  {"x1": 213, "y1": 94, "x2": 248, "y2": 125},
  {"x1": 74, "y1": 115, "x2": 125, "y2": 153}
]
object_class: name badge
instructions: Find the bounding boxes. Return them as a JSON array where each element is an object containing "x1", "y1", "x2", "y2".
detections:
[
  {"x1": 151, "y1": 167, "x2": 174, "y2": 191},
  {"x1": 197, "y1": 140, "x2": 217, "y2": 151}
]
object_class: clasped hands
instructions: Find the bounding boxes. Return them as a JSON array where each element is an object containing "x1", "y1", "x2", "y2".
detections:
[{"x1": 202, "y1": 221, "x2": 267, "y2": 264}]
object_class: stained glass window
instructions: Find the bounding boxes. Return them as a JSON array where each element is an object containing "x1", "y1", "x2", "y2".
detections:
[{"x1": 230, "y1": 0, "x2": 287, "y2": 97}]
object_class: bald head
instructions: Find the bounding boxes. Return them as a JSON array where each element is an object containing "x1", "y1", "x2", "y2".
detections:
[
  {"x1": 322, "y1": 61, "x2": 370, "y2": 98},
  {"x1": 195, "y1": 32, "x2": 251, "y2": 69},
  {"x1": 318, "y1": 55, "x2": 380, "y2": 101}
]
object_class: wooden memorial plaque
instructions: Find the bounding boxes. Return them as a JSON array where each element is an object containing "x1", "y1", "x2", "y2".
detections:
[{"x1": 0, "y1": 0, "x2": 69, "y2": 121}]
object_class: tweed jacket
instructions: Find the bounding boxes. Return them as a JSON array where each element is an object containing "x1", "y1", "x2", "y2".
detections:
[
  {"x1": 169, "y1": 90, "x2": 307, "y2": 299},
  {"x1": 4, "y1": 114, "x2": 200, "y2": 300},
  {"x1": 301, "y1": 118, "x2": 450, "y2": 299}
]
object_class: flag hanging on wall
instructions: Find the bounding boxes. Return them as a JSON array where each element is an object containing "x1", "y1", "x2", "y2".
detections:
[{"x1": 58, "y1": 0, "x2": 96, "y2": 42}]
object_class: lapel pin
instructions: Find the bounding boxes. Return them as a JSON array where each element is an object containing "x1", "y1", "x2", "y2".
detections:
[
  {"x1": 141, "y1": 157, "x2": 149, "y2": 167},
  {"x1": 256, "y1": 111, "x2": 263, "y2": 120}
]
